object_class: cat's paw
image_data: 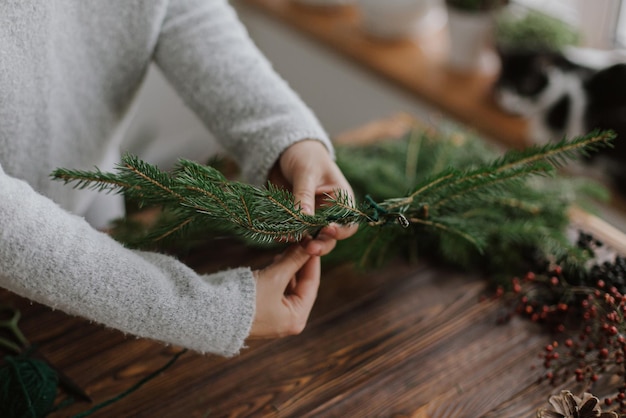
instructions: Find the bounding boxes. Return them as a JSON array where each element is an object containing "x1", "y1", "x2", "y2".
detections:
[{"x1": 494, "y1": 89, "x2": 536, "y2": 117}]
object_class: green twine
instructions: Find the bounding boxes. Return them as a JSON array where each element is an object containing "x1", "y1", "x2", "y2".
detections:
[
  {"x1": 71, "y1": 349, "x2": 187, "y2": 418},
  {"x1": 0, "y1": 355, "x2": 58, "y2": 418},
  {"x1": 0, "y1": 349, "x2": 187, "y2": 418}
]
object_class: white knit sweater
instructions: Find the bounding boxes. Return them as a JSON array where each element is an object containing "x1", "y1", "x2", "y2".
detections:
[{"x1": 0, "y1": 0, "x2": 332, "y2": 356}]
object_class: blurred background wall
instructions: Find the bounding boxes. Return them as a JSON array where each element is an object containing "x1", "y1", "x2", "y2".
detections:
[{"x1": 121, "y1": 1, "x2": 435, "y2": 169}]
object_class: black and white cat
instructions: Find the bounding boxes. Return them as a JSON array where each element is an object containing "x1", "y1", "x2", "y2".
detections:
[{"x1": 494, "y1": 49, "x2": 626, "y2": 193}]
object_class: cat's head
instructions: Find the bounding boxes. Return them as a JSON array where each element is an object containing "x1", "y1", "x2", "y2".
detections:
[{"x1": 493, "y1": 49, "x2": 570, "y2": 116}]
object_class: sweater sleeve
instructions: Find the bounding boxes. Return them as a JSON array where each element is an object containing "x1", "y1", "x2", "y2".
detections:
[
  {"x1": 153, "y1": 0, "x2": 334, "y2": 184},
  {"x1": 0, "y1": 165, "x2": 255, "y2": 356}
]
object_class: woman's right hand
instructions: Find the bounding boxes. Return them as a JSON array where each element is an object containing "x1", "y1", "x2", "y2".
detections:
[{"x1": 249, "y1": 244, "x2": 320, "y2": 339}]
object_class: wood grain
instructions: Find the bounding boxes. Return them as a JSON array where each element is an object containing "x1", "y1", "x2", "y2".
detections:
[
  {"x1": 3, "y1": 260, "x2": 554, "y2": 418},
  {"x1": 2, "y1": 115, "x2": 626, "y2": 417}
]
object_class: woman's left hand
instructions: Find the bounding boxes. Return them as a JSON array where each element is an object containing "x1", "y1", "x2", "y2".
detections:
[{"x1": 268, "y1": 139, "x2": 358, "y2": 256}]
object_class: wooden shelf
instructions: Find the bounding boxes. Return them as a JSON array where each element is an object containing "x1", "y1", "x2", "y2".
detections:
[
  {"x1": 240, "y1": 0, "x2": 530, "y2": 149},
  {"x1": 240, "y1": 0, "x2": 626, "y2": 222}
]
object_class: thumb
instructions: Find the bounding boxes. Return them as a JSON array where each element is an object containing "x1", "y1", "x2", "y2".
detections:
[
  {"x1": 268, "y1": 245, "x2": 311, "y2": 286},
  {"x1": 291, "y1": 173, "x2": 318, "y2": 216}
]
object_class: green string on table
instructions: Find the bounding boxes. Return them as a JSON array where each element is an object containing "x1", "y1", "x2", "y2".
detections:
[
  {"x1": 71, "y1": 349, "x2": 188, "y2": 418},
  {"x1": 0, "y1": 349, "x2": 187, "y2": 418}
]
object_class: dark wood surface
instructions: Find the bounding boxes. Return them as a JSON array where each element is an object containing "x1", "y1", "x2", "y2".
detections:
[
  {"x1": 4, "y1": 247, "x2": 554, "y2": 418},
  {"x1": 3, "y1": 115, "x2": 626, "y2": 417}
]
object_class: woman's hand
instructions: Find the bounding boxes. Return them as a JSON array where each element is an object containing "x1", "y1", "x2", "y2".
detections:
[
  {"x1": 268, "y1": 139, "x2": 358, "y2": 256},
  {"x1": 250, "y1": 245, "x2": 320, "y2": 338},
  {"x1": 250, "y1": 140, "x2": 358, "y2": 340}
]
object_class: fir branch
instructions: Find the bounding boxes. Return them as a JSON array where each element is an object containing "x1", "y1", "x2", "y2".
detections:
[
  {"x1": 331, "y1": 126, "x2": 612, "y2": 276},
  {"x1": 407, "y1": 216, "x2": 482, "y2": 249},
  {"x1": 385, "y1": 130, "x2": 613, "y2": 213},
  {"x1": 51, "y1": 128, "x2": 613, "y2": 270},
  {"x1": 53, "y1": 154, "x2": 336, "y2": 246},
  {"x1": 51, "y1": 167, "x2": 135, "y2": 193}
]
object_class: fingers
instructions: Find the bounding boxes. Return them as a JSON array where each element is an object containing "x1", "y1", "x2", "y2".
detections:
[
  {"x1": 288, "y1": 253, "x2": 321, "y2": 334},
  {"x1": 302, "y1": 232, "x2": 336, "y2": 257},
  {"x1": 249, "y1": 246, "x2": 320, "y2": 339},
  {"x1": 315, "y1": 224, "x2": 353, "y2": 241},
  {"x1": 273, "y1": 139, "x2": 358, "y2": 252},
  {"x1": 265, "y1": 245, "x2": 311, "y2": 287},
  {"x1": 330, "y1": 223, "x2": 359, "y2": 241},
  {"x1": 291, "y1": 172, "x2": 318, "y2": 216},
  {"x1": 294, "y1": 256, "x2": 321, "y2": 297},
  {"x1": 302, "y1": 224, "x2": 358, "y2": 256}
]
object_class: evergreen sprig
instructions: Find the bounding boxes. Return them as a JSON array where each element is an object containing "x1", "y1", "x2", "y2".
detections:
[
  {"x1": 350, "y1": 130, "x2": 612, "y2": 237},
  {"x1": 330, "y1": 128, "x2": 613, "y2": 277},
  {"x1": 53, "y1": 155, "x2": 334, "y2": 246},
  {"x1": 51, "y1": 129, "x2": 614, "y2": 271}
]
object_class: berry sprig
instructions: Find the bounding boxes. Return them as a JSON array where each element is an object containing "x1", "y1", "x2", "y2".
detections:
[{"x1": 500, "y1": 231, "x2": 626, "y2": 413}]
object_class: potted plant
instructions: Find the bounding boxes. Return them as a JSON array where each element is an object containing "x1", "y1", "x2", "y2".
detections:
[
  {"x1": 494, "y1": 9, "x2": 580, "y2": 52},
  {"x1": 444, "y1": 0, "x2": 509, "y2": 72}
]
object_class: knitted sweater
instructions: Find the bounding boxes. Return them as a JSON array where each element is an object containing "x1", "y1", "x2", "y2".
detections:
[{"x1": 0, "y1": 0, "x2": 332, "y2": 356}]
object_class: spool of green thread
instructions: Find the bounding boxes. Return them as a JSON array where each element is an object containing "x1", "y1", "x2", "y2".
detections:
[
  {"x1": 0, "y1": 355, "x2": 58, "y2": 418},
  {"x1": 0, "y1": 348, "x2": 187, "y2": 418}
]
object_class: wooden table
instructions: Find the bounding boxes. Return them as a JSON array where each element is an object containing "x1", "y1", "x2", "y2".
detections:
[
  {"x1": 3, "y1": 116, "x2": 626, "y2": 417},
  {"x1": 4, "y1": 256, "x2": 550, "y2": 418}
]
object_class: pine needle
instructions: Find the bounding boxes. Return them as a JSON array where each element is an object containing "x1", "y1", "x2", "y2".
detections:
[{"x1": 50, "y1": 128, "x2": 614, "y2": 276}]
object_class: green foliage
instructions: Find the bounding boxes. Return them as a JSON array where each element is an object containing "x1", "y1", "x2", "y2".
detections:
[
  {"x1": 52, "y1": 155, "x2": 361, "y2": 248},
  {"x1": 332, "y1": 126, "x2": 612, "y2": 279},
  {"x1": 51, "y1": 127, "x2": 613, "y2": 281},
  {"x1": 495, "y1": 9, "x2": 580, "y2": 51}
]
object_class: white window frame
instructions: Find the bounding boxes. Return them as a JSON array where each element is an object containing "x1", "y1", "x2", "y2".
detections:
[{"x1": 617, "y1": 2, "x2": 626, "y2": 47}]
